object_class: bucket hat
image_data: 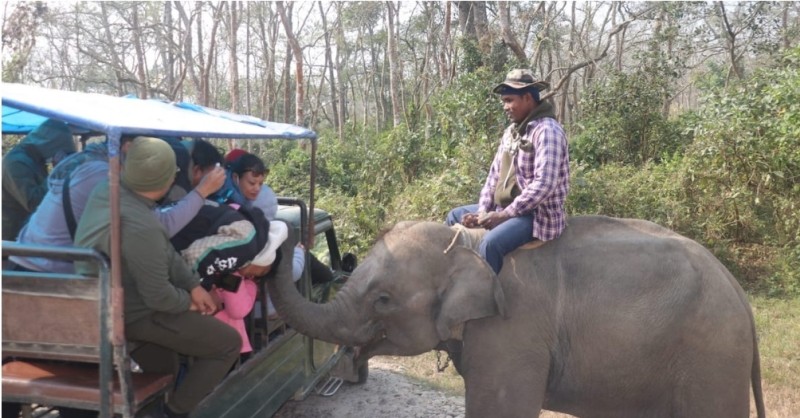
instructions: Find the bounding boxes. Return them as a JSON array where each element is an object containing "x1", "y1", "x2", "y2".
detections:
[{"x1": 493, "y1": 69, "x2": 550, "y2": 94}]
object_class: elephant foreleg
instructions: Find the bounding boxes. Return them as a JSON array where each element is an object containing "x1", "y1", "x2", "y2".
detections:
[{"x1": 461, "y1": 346, "x2": 550, "y2": 418}]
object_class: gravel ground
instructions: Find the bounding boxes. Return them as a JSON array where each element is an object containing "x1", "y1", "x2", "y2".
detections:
[{"x1": 273, "y1": 358, "x2": 466, "y2": 418}]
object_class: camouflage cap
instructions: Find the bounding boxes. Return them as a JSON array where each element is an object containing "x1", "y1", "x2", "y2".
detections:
[{"x1": 493, "y1": 69, "x2": 550, "y2": 94}]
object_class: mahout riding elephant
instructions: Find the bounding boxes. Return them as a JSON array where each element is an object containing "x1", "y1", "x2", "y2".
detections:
[{"x1": 266, "y1": 215, "x2": 765, "y2": 418}]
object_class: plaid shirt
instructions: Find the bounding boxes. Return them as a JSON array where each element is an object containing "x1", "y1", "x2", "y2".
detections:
[{"x1": 478, "y1": 117, "x2": 570, "y2": 241}]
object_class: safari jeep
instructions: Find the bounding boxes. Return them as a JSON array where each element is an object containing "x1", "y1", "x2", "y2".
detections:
[{"x1": 1, "y1": 83, "x2": 364, "y2": 418}]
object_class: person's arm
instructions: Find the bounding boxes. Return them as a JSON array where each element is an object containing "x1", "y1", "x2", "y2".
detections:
[
  {"x1": 292, "y1": 246, "x2": 306, "y2": 282},
  {"x1": 124, "y1": 227, "x2": 193, "y2": 313},
  {"x1": 154, "y1": 190, "x2": 205, "y2": 236},
  {"x1": 502, "y1": 120, "x2": 568, "y2": 217},
  {"x1": 155, "y1": 166, "x2": 226, "y2": 236}
]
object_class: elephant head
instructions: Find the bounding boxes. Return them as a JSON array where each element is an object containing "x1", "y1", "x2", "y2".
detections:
[{"x1": 266, "y1": 221, "x2": 506, "y2": 360}]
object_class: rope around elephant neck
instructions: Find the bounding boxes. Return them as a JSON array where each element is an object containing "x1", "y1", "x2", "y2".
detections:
[
  {"x1": 444, "y1": 226, "x2": 465, "y2": 254},
  {"x1": 444, "y1": 224, "x2": 484, "y2": 254}
]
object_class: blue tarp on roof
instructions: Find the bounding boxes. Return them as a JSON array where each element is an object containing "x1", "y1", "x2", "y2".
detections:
[
  {"x1": 2, "y1": 105, "x2": 49, "y2": 134},
  {"x1": 1, "y1": 83, "x2": 317, "y2": 141}
]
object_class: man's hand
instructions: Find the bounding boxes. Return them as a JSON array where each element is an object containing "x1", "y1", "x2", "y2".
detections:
[
  {"x1": 209, "y1": 288, "x2": 223, "y2": 308},
  {"x1": 189, "y1": 285, "x2": 219, "y2": 315},
  {"x1": 477, "y1": 211, "x2": 511, "y2": 230},
  {"x1": 195, "y1": 166, "x2": 226, "y2": 198},
  {"x1": 461, "y1": 213, "x2": 481, "y2": 228}
]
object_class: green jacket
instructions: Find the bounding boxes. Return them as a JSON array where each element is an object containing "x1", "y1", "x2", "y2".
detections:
[
  {"x1": 2, "y1": 120, "x2": 76, "y2": 240},
  {"x1": 74, "y1": 180, "x2": 200, "y2": 324}
]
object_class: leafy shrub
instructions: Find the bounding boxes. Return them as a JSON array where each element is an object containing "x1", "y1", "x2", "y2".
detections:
[
  {"x1": 571, "y1": 69, "x2": 690, "y2": 167},
  {"x1": 685, "y1": 46, "x2": 800, "y2": 248},
  {"x1": 566, "y1": 158, "x2": 696, "y2": 237}
]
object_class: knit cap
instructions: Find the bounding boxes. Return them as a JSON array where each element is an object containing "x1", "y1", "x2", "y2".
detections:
[
  {"x1": 225, "y1": 148, "x2": 248, "y2": 164},
  {"x1": 121, "y1": 136, "x2": 176, "y2": 192},
  {"x1": 251, "y1": 221, "x2": 289, "y2": 267}
]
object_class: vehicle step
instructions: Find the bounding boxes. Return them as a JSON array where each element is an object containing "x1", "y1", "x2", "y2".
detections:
[{"x1": 314, "y1": 376, "x2": 343, "y2": 397}]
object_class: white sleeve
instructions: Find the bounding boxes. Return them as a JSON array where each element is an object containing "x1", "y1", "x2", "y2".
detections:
[{"x1": 292, "y1": 246, "x2": 305, "y2": 282}]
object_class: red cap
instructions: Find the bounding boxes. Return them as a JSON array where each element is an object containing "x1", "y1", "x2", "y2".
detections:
[{"x1": 225, "y1": 148, "x2": 248, "y2": 164}]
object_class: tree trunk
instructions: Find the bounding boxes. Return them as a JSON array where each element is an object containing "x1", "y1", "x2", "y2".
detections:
[
  {"x1": 130, "y1": 3, "x2": 149, "y2": 99},
  {"x1": 277, "y1": 1, "x2": 304, "y2": 125},
  {"x1": 228, "y1": 1, "x2": 240, "y2": 113},
  {"x1": 472, "y1": 1, "x2": 489, "y2": 54},
  {"x1": 662, "y1": 8, "x2": 674, "y2": 118},
  {"x1": 530, "y1": 2, "x2": 547, "y2": 74},
  {"x1": 318, "y1": 2, "x2": 340, "y2": 135},
  {"x1": 615, "y1": 3, "x2": 626, "y2": 72},
  {"x1": 225, "y1": 1, "x2": 240, "y2": 149},
  {"x1": 281, "y1": 42, "x2": 292, "y2": 123},
  {"x1": 256, "y1": 3, "x2": 278, "y2": 121},
  {"x1": 440, "y1": 2, "x2": 452, "y2": 85},
  {"x1": 367, "y1": 24, "x2": 383, "y2": 130},
  {"x1": 174, "y1": 2, "x2": 199, "y2": 100},
  {"x1": 243, "y1": 4, "x2": 251, "y2": 115},
  {"x1": 781, "y1": 3, "x2": 790, "y2": 50},
  {"x1": 98, "y1": 2, "x2": 125, "y2": 96},
  {"x1": 385, "y1": 1, "x2": 402, "y2": 128},
  {"x1": 457, "y1": 1, "x2": 475, "y2": 39},
  {"x1": 196, "y1": 1, "x2": 205, "y2": 101},
  {"x1": 1, "y1": 2, "x2": 47, "y2": 82},
  {"x1": 197, "y1": 3, "x2": 223, "y2": 106},
  {"x1": 334, "y1": 2, "x2": 348, "y2": 140},
  {"x1": 499, "y1": 2, "x2": 527, "y2": 63},
  {"x1": 717, "y1": 2, "x2": 744, "y2": 82}
]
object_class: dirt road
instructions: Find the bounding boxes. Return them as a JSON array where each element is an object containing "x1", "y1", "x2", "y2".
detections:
[
  {"x1": 273, "y1": 358, "x2": 571, "y2": 418},
  {"x1": 273, "y1": 358, "x2": 465, "y2": 418}
]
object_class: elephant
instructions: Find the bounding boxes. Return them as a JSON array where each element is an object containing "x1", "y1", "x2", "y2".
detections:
[{"x1": 266, "y1": 215, "x2": 766, "y2": 418}]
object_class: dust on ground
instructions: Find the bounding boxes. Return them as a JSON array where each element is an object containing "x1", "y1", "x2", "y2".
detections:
[
  {"x1": 273, "y1": 357, "x2": 571, "y2": 418},
  {"x1": 274, "y1": 356, "x2": 778, "y2": 418},
  {"x1": 274, "y1": 357, "x2": 466, "y2": 418}
]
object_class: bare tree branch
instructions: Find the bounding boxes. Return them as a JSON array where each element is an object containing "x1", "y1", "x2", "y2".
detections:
[{"x1": 542, "y1": 5, "x2": 656, "y2": 101}]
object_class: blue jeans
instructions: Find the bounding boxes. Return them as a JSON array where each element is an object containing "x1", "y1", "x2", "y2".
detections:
[{"x1": 445, "y1": 204, "x2": 534, "y2": 274}]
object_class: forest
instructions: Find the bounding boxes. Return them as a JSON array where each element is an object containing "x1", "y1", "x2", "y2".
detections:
[{"x1": 2, "y1": 1, "x2": 799, "y2": 296}]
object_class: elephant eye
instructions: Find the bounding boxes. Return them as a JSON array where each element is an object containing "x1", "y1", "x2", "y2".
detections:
[{"x1": 374, "y1": 293, "x2": 391, "y2": 310}]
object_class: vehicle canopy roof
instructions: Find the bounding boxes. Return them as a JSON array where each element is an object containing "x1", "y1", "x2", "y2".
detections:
[
  {"x1": 1, "y1": 84, "x2": 320, "y2": 323},
  {"x1": 2, "y1": 83, "x2": 317, "y2": 143}
]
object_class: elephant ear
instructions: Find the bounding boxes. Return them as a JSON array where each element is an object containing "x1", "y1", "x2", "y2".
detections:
[{"x1": 435, "y1": 246, "x2": 507, "y2": 341}]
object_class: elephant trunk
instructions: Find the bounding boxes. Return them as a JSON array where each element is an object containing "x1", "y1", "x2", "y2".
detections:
[{"x1": 265, "y1": 239, "x2": 372, "y2": 347}]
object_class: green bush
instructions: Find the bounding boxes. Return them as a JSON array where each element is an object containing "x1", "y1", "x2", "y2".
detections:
[
  {"x1": 685, "y1": 46, "x2": 800, "y2": 248},
  {"x1": 566, "y1": 158, "x2": 696, "y2": 237},
  {"x1": 571, "y1": 69, "x2": 691, "y2": 167}
]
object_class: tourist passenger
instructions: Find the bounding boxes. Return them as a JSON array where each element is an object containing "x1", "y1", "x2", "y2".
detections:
[
  {"x1": 171, "y1": 203, "x2": 271, "y2": 290},
  {"x1": 226, "y1": 150, "x2": 334, "y2": 286},
  {"x1": 10, "y1": 138, "x2": 225, "y2": 273},
  {"x1": 74, "y1": 137, "x2": 240, "y2": 418},
  {"x1": 229, "y1": 153, "x2": 268, "y2": 201},
  {"x1": 211, "y1": 221, "x2": 288, "y2": 361},
  {"x1": 2, "y1": 119, "x2": 76, "y2": 240},
  {"x1": 171, "y1": 185, "x2": 291, "y2": 362}
]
